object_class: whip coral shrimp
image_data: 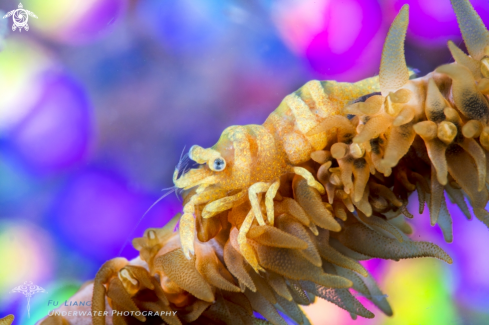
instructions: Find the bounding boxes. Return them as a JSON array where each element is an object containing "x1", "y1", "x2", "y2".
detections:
[
  {"x1": 173, "y1": 69, "x2": 380, "y2": 267},
  {"x1": 39, "y1": 0, "x2": 489, "y2": 324}
]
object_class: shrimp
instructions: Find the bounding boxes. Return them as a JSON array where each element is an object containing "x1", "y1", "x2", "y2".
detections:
[{"x1": 173, "y1": 66, "x2": 383, "y2": 262}]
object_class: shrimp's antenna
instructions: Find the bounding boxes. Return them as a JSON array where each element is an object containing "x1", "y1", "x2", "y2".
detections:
[
  {"x1": 117, "y1": 186, "x2": 177, "y2": 256},
  {"x1": 176, "y1": 146, "x2": 190, "y2": 174},
  {"x1": 119, "y1": 146, "x2": 193, "y2": 255}
]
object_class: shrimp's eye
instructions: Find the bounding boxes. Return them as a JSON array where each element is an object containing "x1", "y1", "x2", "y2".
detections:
[{"x1": 212, "y1": 158, "x2": 226, "y2": 171}]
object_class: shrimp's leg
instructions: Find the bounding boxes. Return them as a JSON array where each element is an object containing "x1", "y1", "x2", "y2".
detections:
[
  {"x1": 293, "y1": 167, "x2": 325, "y2": 194},
  {"x1": 238, "y1": 209, "x2": 265, "y2": 273},
  {"x1": 265, "y1": 180, "x2": 280, "y2": 225},
  {"x1": 248, "y1": 182, "x2": 271, "y2": 226},
  {"x1": 202, "y1": 190, "x2": 247, "y2": 219},
  {"x1": 180, "y1": 187, "x2": 227, "y2": 259}
]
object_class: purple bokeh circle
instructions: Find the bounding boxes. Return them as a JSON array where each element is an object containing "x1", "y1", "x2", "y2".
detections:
[
  {"x1": 11, "y1": 72, "x2": 92, "y2": 172},
  {"x1": 52, "y1": 169, "x2": 181, "y2": 261},
  {"x1": 136, "y1": 0, "x2": 229, "y2": 55},
  {"x1": 388, "y1": 0, "x2": 489, "y2": 46},
  {"x1": 47, "y1": 0, "x2": 127, "y2": 45},
  {"x1": 305, "y1": 0, "x2": 382, "y2": 76}
]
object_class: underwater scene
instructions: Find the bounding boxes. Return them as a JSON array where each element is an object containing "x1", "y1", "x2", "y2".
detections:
[{"x1": 1, "y1": 0, "x2": 489, "y2": 324}]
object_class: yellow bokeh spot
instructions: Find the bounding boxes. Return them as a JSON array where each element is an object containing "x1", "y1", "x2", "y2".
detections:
[
  {"x1": 22, "y1": 0, "x2": 98, "y2": 33},
  {"x1": 382, "y1": 259, "x2": 459, "y2": 325},
  {"x1": 0, "y1": 223, "x2": 53, "y2": 295},
  {"x1": 0, "y1": 39, "x2": 53, "y2": 130}
]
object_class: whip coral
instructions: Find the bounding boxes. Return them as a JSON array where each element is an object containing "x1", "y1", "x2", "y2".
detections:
[
  {"x1": 40, "y1": 0, "x2": 489, "y2": 324},
  {"x1": 0, "y1": 315, "x2": 14, "y2": 325}
]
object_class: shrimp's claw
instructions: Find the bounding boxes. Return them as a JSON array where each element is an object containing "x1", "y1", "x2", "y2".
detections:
[{"x1": 202, "y1": 190, "x2": 247, "y2": 219}]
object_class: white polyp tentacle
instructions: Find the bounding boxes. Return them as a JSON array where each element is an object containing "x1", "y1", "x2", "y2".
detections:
[{"x1": 350, "y1": 143, "x2": 365, "y2": 158}]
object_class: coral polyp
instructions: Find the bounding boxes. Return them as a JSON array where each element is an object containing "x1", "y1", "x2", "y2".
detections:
[{"x1": 40, "y1": 0, "x2": 489, "y2": 324}]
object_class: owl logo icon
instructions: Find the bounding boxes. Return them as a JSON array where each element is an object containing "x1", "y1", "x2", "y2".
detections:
[{"x1": 3, "y1": 3, "x2": 38, "y2": 32}]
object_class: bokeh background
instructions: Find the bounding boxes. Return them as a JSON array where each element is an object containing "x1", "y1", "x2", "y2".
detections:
[{"x1": 0, "y1": 0, "x2": 488, "y2": 324}]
